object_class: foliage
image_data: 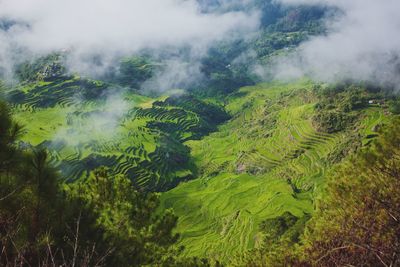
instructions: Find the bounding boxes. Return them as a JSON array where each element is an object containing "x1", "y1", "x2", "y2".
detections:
[
  {"x1": 267, "y1": 5, "x2": 327, "y2": 33},
  {"x1": 326, "y1": 133, "x2": 362, "y2": 163},
  {"x1": 66, "y1": 167, "x2": 181, "y2": 266},
  {"x1": 9, "y1": 76, "x2": 109, "y2": 108},
  {"x1": 112, "y1": 56, "x2": 154, "y2": 89},
  {"x1": 198, "y1": 41, "x2": 255, "y2": 96},
  {"x1": 234, "y1": 212, "x2": 310, "y2": 267},
  {"x1": 290, "y1": 118, "x2": 400, "y2": 266},
  {"x1": 0, "y1": 100, "x2": 202, "y2": 266},
  {"x1": 254, "y1": 31, "x2": 307, "y2": 59},
  {"x1": 15, "y1": 54, "x2": 66, "y2": 82},
  {"x1": 11, "y1": 79, "x2": 228, "y2": 190},
  {"x1": 260, "y1": 212, "x2": 311, "y2": 245},
  {"x1": 313, "y1": 110, "x2": 354, "y2": 133},
  {"x1": 160, "y1": 81, "x2": 388, "y2": 261},
  {"x1": 313, "y1": 85, "x2": 372, "y2": 133},
  {"x1": 1, "y1": 2, "x2": 394, "y2": 265},
  {"x1": 389, "y1": 98, "x2": 400, "y2": 114},
  {"x1": 3, "y1": 73, "x2": 394, "y2": 265},
  {"x1": 0, "y1": 103, "x2": 82, "y2": 265},
  {"x1": 192, "y1": 2, "x2": 328, "y2": 97}
]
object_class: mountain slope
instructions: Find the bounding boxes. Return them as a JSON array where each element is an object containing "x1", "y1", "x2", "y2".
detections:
[{"x1": 160, "y1": 80, "x2": 389, "y2": 261}]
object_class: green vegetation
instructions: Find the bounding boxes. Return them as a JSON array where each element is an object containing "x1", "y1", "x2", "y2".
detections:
[
  {"x1": 15, "y1": 54, "x2": 66, "y2": 82},
  {"x1": 239, "y1": 117, "x2": 400, "y2": 266},
  {"x1": 0, "y1": 100, "x2": 215, "y2": 266},
  {"x1": 198, "y1": 41, "x2": 256, "y2": 96},
  {"x1": 312, "y1": 85, "x2": 370, "y2": 133},
  {"x1": 193, "y1": 2, "x2": 327, "y2": 96},
  {"x1": 389, "y1": 98, "x2": 400, "y2": 114},
  {"x1": 9, "y1": 77, "x2": 229, "y2": 191},
  {"x1": 108, "y1": 56, "x2": 155, "y2": 89},
  {"x1": 294, "y1": 117, "x2": 400, "y2": 266},
  {"x1": 160, "y1": 81, "x2": 391, "y2": 262},
  {"x1": 0, "y1": 2, "x2": 397, "y2": 266},
  {"x1": 4, "y1": 73, "x2": 396, "y2": 265}
]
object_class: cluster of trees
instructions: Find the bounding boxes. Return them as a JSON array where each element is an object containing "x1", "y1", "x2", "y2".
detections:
[
  {"x1": 0, "y1": 100, "x2": 211, "y2": 266},
  {"x1": 312, "y1": 85, "x2": 372, "y2": 133},
  {"x1": 389, "y1": 98, "x2": 400, "y2": 115},
  {"x1": 197, "y1": 41, "x2": 255, "y2": 96},
  {"x1": 111, "y1": 57, "x2": 154, "y2": 89},
  {"x1": 266, "y1": 5, "x2": 327, "y2": 34},
  {"x1": 15, "y1": 54, "x2": 66, "y2": 82},
  {"x1": 251, "y1": 0, "x2": 328, "y2": 61},
  {"x1": 295, "y1": 117, "x2": 400, "y2": 266},
  {"x1": 254, "y1": 31, "x2": 307, "y2": 59}
]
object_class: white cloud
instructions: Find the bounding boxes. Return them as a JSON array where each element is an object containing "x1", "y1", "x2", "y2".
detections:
[
  {"x1": 0, "y1": 0, "x2": 259, "y2": 77},
  {"x1": 271, "y1": 0, "x2": 400, "y2": 89},
  {"x1": 54, "y1": 93, "x2": 130, "y2": 146}
]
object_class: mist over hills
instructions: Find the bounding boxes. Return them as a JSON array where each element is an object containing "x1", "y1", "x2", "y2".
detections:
[
  {"x1": 0, "y1": 0, "x2": 332, "y2": 96},
  {"x1": 2, "y1": 0, "x2": 397, "y2": 92},
  {"x1": 0, "y1": 1, "x2": 399, "y2": 266}
]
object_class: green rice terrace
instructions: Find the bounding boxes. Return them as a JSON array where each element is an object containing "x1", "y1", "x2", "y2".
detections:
[
  {"x1": 1, "y1": 1, "x2": 399, "y2": 266},
  {"x1": 159, "y1": 80, "x2": 390, "y2": 261},
  {"x1": 8, "y1": 75, "x2": 229, "y2": 191},
  {"x1": 6, "y1": 77, "x2": 390, "y2": 262}
]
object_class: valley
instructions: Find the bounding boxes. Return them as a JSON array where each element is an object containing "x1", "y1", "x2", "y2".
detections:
[
  {"x1": 7, "y1": 76, "x2": 390, "y2": 263},
  {"x1": 0, "y1": 0, "x2": 399, "y2": 265}
]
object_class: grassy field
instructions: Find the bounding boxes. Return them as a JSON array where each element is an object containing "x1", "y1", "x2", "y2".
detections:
[{"x1": 159, "y1": 80, "x2": 389, "y2": 261}]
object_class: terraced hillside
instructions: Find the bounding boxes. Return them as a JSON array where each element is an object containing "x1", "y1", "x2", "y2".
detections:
[
  {"x1": 160, "y1": 80, "x2": 389, "y2": 261},
  {"x1": 9, "y1": 78, "x2": 229, "y2": 191},
  {"x1": 8, "y1": 76, "x2": 390, "y2": 259}
]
